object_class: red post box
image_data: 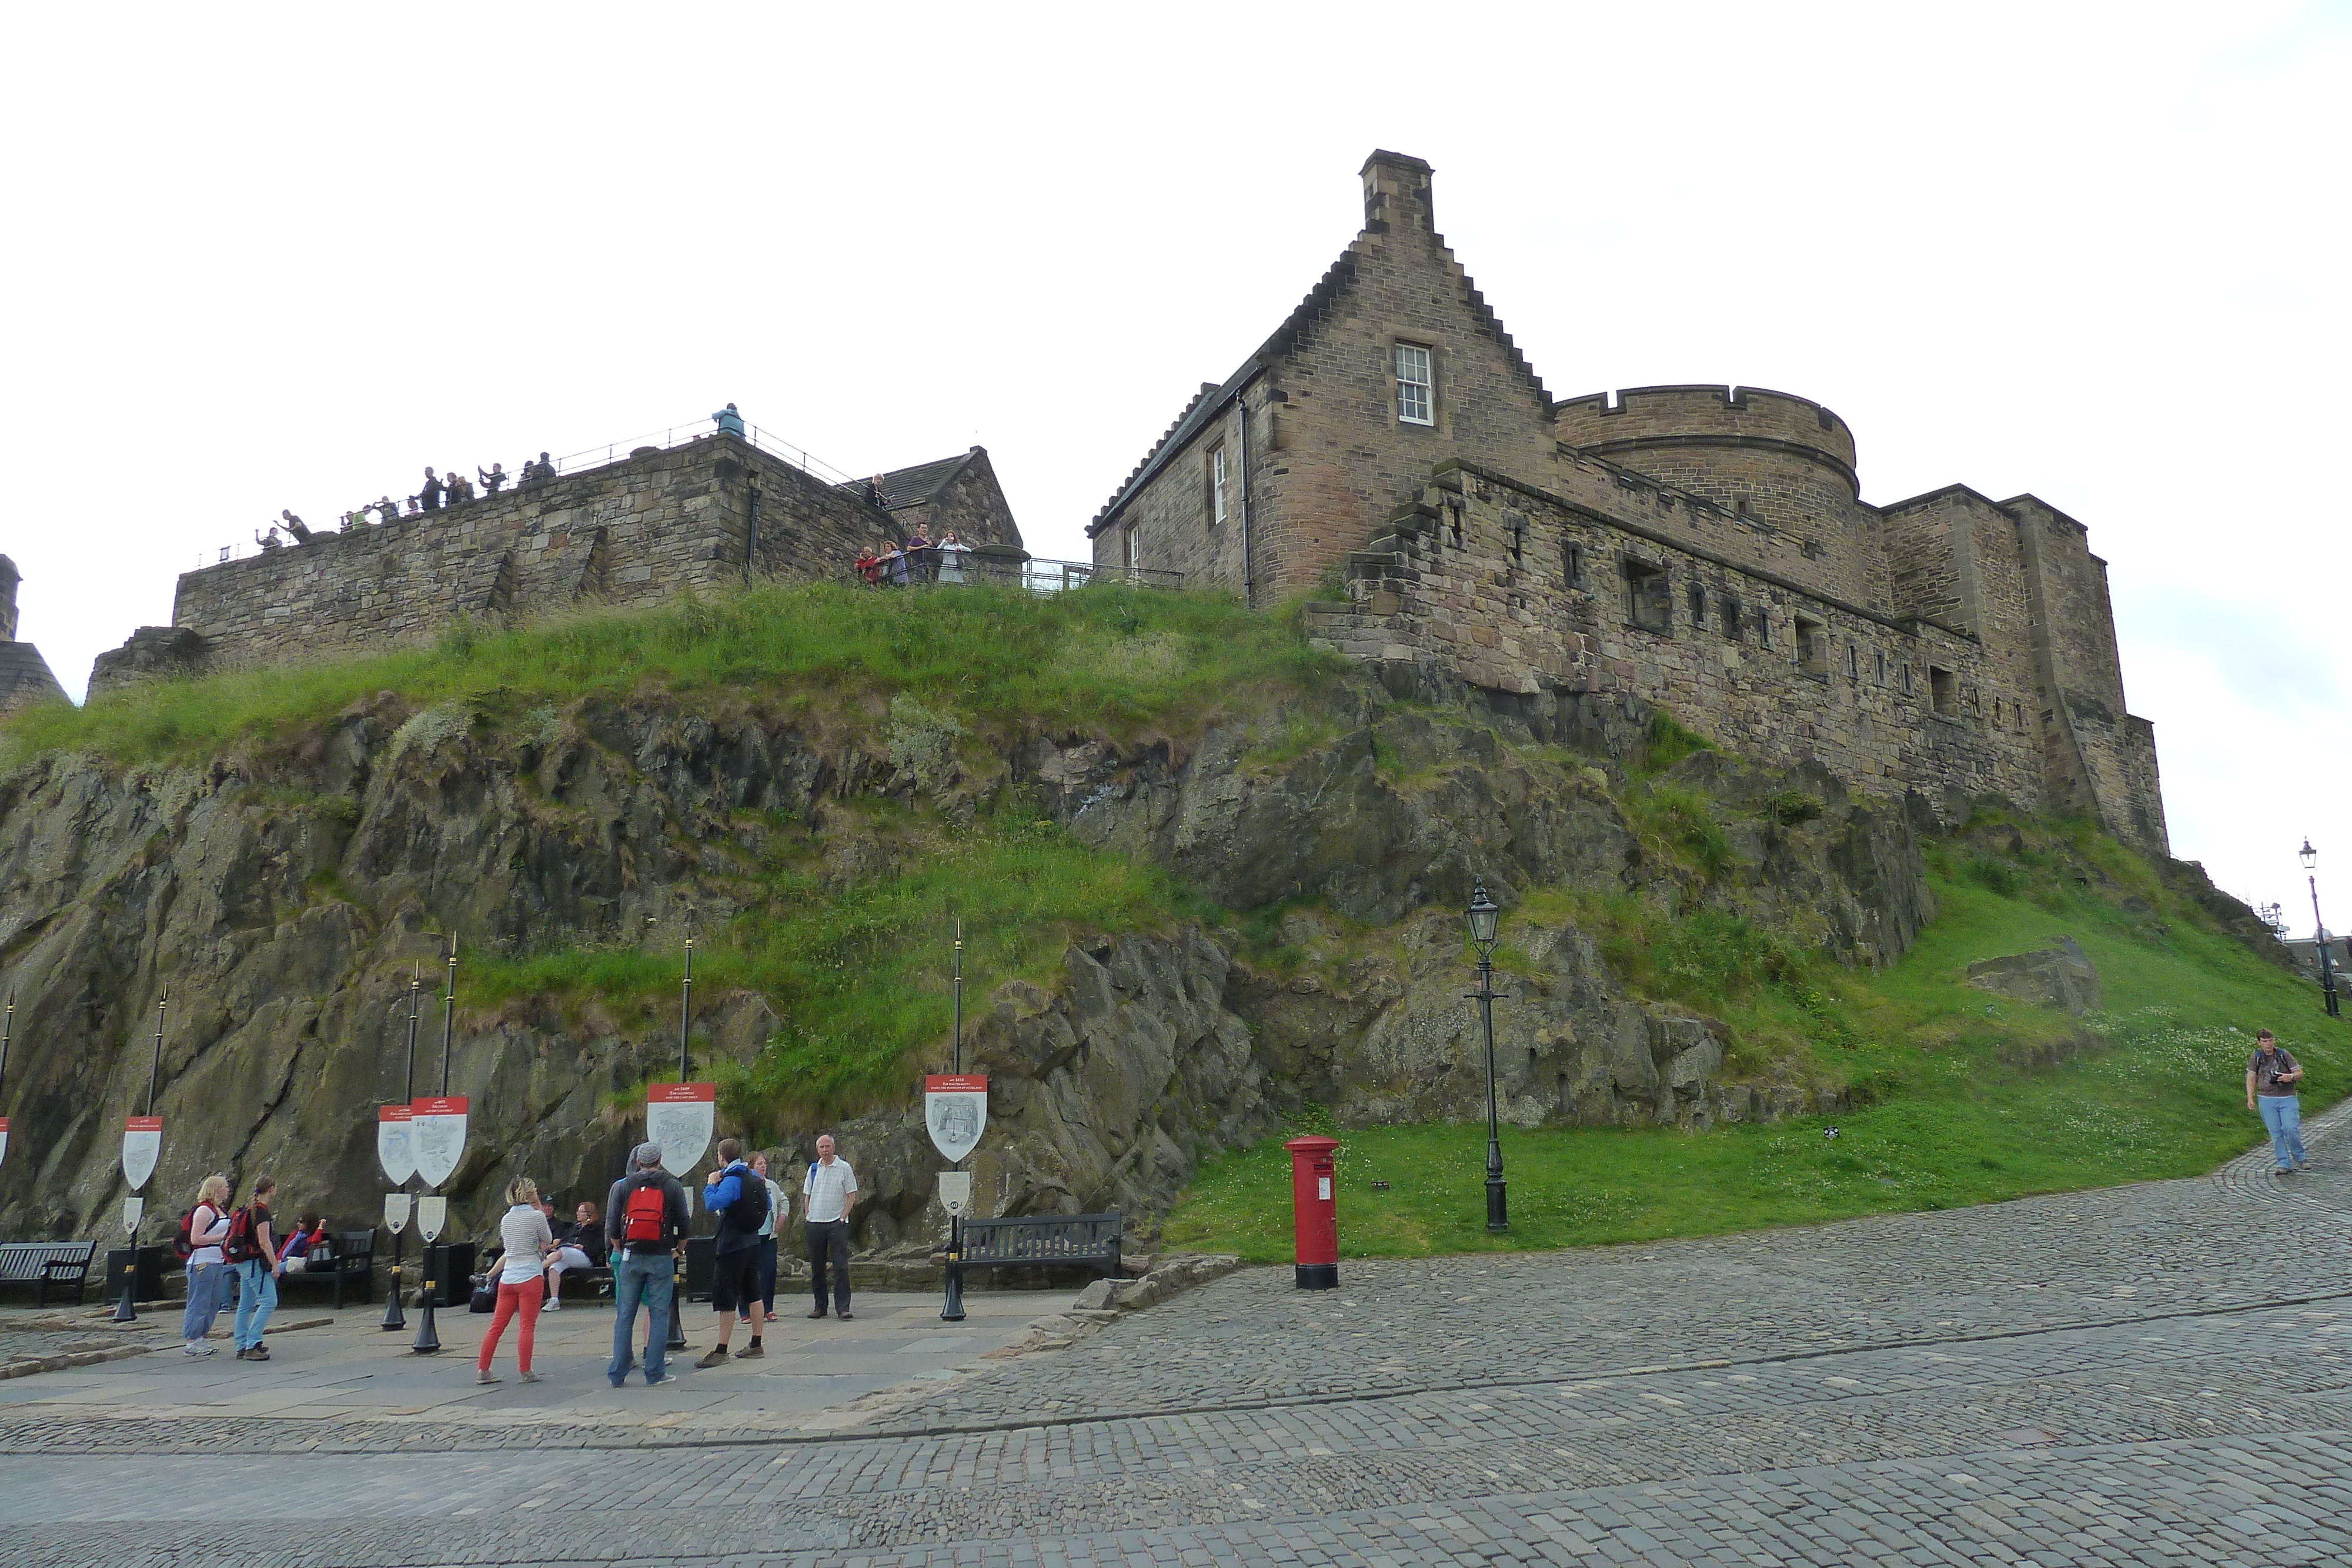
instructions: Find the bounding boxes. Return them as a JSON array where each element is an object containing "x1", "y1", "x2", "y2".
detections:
[{"x1": 1285, "y1": 1135, "x2": 1341, "y2": 1289}]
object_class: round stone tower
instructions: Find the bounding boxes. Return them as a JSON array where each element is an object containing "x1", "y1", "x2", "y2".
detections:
[{"x1": 1552, "y1": 385, "x2": 1862, "y2": 538}]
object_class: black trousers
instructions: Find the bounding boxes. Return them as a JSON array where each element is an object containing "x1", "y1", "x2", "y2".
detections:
[
  {"x1": 741, "y1": 1235, "x2": 778, "y2": 1320},
  {"x1": 806, "y1": 1219, "x2": 851, "y2": 1313}
]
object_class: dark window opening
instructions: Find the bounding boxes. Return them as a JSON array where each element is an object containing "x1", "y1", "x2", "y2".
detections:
[
  {"x1": 1720, "y1": 597, "x2": 1741, "y2": 641},
  {"x1": 1447, "y1": 502, "x2": 1463, "y2": 549},
  {"x1": 1687, "y1": 584, "x2": 1706, "y2": 628},
  {"x1": 1794, "y1": 615, "x2": 1828, "y2": 676},
  {"x1": 1902, "y1": 662, "x2": 1913, "y2": 697},
  {"x1": 1624, "y1": 559, "x2": 1672, "y2": 633},
  {"x1": 1564, "y1": 541, "x2": 1584, "y2": 587},
  {"x1": 1930, "y1": 666, "x2": 1957, "y2": 717},
  {"x1": 2014, "y1": 702, "x2": 2026, "y2": 734},
  {"x1": 1846, "y1": 642, "x2": 1860, "y2": 681},
  {"x1": 1875, "y1": 650, "x2": 1887, "y2": 686},
  {"x1": 1504, "y1": 509, "x2": 1526, "y2": 567}
]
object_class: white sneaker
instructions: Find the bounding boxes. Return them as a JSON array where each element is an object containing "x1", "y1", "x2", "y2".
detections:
[
  {"x1": 543, "y1": 1295, "x2": 560, "y2": 1311},
  {"x1": 183, "y1": 1342, "x2": 216, "y2": 1357}
]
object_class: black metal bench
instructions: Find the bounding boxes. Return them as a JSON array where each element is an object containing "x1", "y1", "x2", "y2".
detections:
[
  {"x1": 947, "y1": 1212, "x2": 1123, "y2": 1283},
  {"x1": 275, "y1": 1228, "x2": 376, "y2": 1309},
  {"x1": 0, "y1": 1240, "x2": 101, "y2": 1306}
]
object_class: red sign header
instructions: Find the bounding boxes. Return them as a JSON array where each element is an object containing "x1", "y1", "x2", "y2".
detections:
[
  {"x1": 648, "y1": 1082, "x2": 716, "y2": 1104},
  {"x1": 377, "y1": 1105, "x2": 413, "y2": 1123},
  {"x1": 924, "y1": 1075, "x2": 988, "y2": 1094},
  {"x1": 411, "y1": 1096, "x2": 468, "y2": 1116},
  {"x1": 125, "y1": 1116, "x2": 163, "y2": 1132}
]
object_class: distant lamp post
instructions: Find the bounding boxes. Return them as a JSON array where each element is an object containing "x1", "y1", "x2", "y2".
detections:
[
  {"x1": 1465, "y1": 881, "x2": 1508, "y2": 1233},
  {"x1": 2302, "y1": 840, "x2": 2340, "y2": 1019}
]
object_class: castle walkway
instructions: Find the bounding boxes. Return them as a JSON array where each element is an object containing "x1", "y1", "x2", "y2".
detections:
[{"x1": 5, "y1": 1102, "x2": 2350, "y2": 1566}]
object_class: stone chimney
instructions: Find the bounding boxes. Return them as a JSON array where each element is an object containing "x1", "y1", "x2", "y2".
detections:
[
  {"x1": 1361, "y1": 150, "x2": 1435, "y2": 235},
  {"x1": 0, "y1": 555, "x2": 19, "y2": 643}
]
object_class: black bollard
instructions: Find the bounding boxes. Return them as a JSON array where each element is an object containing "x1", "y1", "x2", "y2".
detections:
[
  {"x1": 111, "y1": 1249, "x2": 138, "y2": 1324},
  {"x1": 411, "y1": 1264, "x2": 442, "y2": 1354},
  {"x1": 941, "y1": 1216, "x2": 965, "y2": 1322},
  {"x1": 380, "y1": 1246, "x2": 406, "y2": 1332}
]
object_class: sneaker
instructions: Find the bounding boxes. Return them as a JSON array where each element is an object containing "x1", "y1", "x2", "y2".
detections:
[
  {"x1": 476, "y1": 1370, "x2": 500, "y2": 1385},
  {"x1": 2296, "y1": 1161, "x2": 2312, "y2": 1171},
  {"x1": 836, "y1": 1312, "x2": 854, "y2": 1321},
  {"x1": 695, "y1": 1348, "x2": 731, "y2": 1369},
  {"x1": 734, "y1": 1342, "x2": 764, "y2": 1359},
  {"x1": 183, "y1": 1343, "x2": 216, "y2": 1358},
  {"x1": 519, "y1": 1370, "x2": 543, "y2": 1383},
  {"x1": 644, "y1": 1372, "x2": 673, "y2": 1386},
  {"x1": 764, "y1": 1311, "x2": 778, "y2": 1323},
  {"x1": 542, "y1": 1296, "x2": 561, "y2": 1312},
  {"x1": 245, "y1": 1344, "x2": 270, "y2": 1362}
]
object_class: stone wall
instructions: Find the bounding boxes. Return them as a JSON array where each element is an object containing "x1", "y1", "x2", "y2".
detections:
[
  {"x1": 91, "y1": 434, "x2": 900, "y2": 693},
  {"x1": 1306, "y1": 460, "x2": 2034, "y2": 812}
]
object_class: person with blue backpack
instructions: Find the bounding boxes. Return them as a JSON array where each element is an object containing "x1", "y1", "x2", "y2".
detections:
[{"x1": 696, "y1": 1138, "x2": 770, "y2": 1368}]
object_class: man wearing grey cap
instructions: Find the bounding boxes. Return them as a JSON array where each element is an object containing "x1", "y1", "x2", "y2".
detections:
[{"x1": 604, "y1": 1142, "x2": 690, "y2": 1387}]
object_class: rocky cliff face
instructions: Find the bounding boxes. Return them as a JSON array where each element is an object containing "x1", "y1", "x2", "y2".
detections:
[{"x1": 0, "y1": 674, "x2": 1936, "y2": 1252}]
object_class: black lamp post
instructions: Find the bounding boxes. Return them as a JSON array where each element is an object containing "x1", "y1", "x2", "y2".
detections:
[
  {"x1": 1465, "y1": 881, "x2": 1508, "y2": 1233},
  {"x1": 2302, "y1": 840, "x2": 2340, "y2": 1018}
]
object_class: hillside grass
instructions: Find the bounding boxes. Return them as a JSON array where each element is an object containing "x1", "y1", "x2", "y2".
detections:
[
  {"x1": 1164, "y1": 832, "x2": 2345, "y2": 1261},
  {"x1": 0, "y1": 580, "x2": 1341, "y2": 765}
]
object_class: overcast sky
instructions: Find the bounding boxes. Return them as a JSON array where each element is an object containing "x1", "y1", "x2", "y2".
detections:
[{"x1": 3, "y1": 4, "x2": 2345, "y2": 927}]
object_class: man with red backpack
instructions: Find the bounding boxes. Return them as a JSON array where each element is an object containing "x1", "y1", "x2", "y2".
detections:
[
  {"x1": 603, "y1": 1141, "x2": 689, "y2": 1388},
  {"x1": 225, "y1": 1174, "x2": 283, "y2": 1361}
]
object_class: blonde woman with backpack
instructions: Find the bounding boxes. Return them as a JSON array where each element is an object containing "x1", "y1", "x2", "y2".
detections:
[
  {"x1": 476, "y1": 1175, "x2": 556, "y2": 1385},
  {"x1": 179, "y1": 1174, "x2": 234, "y2": 1357}
]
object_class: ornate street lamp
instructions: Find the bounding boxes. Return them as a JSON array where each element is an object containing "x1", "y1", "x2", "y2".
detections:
[
  {"x1": 1465, "y1": 881, "x2": 1508, "y2": 1232},
  {"x1": 2302, "y1": 840, "x2": 2340, "y2": 1018}
]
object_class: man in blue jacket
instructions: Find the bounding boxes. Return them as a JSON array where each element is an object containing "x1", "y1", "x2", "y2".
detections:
[{"x1": 697, "y1": 1138, "x2": 771, "y2": 1367}]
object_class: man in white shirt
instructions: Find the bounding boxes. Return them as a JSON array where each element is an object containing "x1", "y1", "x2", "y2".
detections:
[{"x1": 801, "y1": 1134, "x2": 858, "y2": 1320}]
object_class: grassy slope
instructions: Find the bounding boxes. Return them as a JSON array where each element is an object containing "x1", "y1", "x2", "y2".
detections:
[{"x1": 1165, "y1": 842, "x2": 2344, "y2": 1262}]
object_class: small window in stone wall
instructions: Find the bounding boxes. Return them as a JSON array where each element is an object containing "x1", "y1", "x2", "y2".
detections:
[
  {"x1": 1794, "y1": 616, "x2": 1828, "y2": 676},
  {"x1": 1846, "y1": 643, "x2": 1860, "y2": 682},
  {"x1": 1395, "y1": 343, "x2": 1434, "y2": 425},
  {"x1": 2014, "y1": 702, "x2": 2026, "y2": 734},
  {"x1": 1564, "y1": 541, "x2": 1584, "y2": 587},
  {"x1": 1875, "y1": 650, "x2": 1887, "y2": 686},
  {"x1": 1125, "y1": 526, "x2": 1140, "y2": 573},
  {"x1": 1930, "y1": 666, "x2": 1957, "y2": 717},
  {"x1": 1687, "y1": 584, "x2": 1706, "y2": 628},
  {"x1": 1720, "y1": 597, "x2": 1740, "y2": 641},
  {"x1": 1209, "y1": 445, "x2": 1229, "y2": 527},
  {"x1": 1624, "y1": 559, "x2": 1672, "y2": 633},
  {"x1": 1902, "y1": 662, "x2": 1913, "y2": 696},
  {"x1": 1504, "y1": 510, "x2": 1526, "y2": 567}
]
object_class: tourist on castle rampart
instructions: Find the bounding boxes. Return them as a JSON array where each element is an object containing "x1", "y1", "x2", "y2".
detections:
[
  {"x1": 856, "y1": 545, "x2": 881, "y2": 585},
  {"x1": 476, "y1": 1174, "x2": 555, "y2": 1385},
  {"x1": 905, "y1": 528, "x2": 934, "y2": 583},
  {"x1": 936, "y1": 530, "x2": 968, "y2": 585},
  {"x1": 2247, "y1": 1029, "x2": 2309, "y2": 1173},
  {"x1": 879, "y1": 540, "x2": 907, "y2": 587},
  {"x1": 479, "y1": 462, "x2": 507, "y2": 495},
  {"x1": 417, "y1": 467, "x2": 445, "y2": 511},
  {"x1": 375, "y1": 495, "x2": 400, "y2": 526},
  {"x1": 713, "y1": 402, "x2": 746, "y2": 438},
  {"x1": 522, "y1": 452, "x2": 554, "y2": 484},
  {"x1": 181, "y1": 1172, "x2": 234, "y2": 1357},
  {"x1": 446, "y1": 469, "x2": 476, "y2": 504},
  {"x1": 254, "y1": 526, "x2": 283, "y2": 551},
  {"x1": 279, "y1": 509, "x2": 313, "y2": 543}
]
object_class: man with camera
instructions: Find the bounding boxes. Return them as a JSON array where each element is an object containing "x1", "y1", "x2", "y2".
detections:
[{"x1": 2247, "y1": 1029, "x2": 2311, "y2": 1173}]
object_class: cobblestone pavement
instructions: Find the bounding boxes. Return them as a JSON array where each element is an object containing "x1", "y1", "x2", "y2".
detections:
[{"x1": 7, "y1": 1106, "x2": 2351, "y2": 1566}]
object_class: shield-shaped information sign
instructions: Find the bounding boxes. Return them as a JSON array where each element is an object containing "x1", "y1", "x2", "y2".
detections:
[
  {"x1": 383, "y1": 1193, "x2": 413, "y2": 1235},
  {"x1": 925, "y1": 1075, "x2": 988, "y2": 1164},
  {"x1": 122, "y1": 1116, "x2": 162, "y2": 1192},
  {"x1": 416, "y1": 1195, "x2": 448, "y2": 1243},
  {"x1": 410, "y1": 1096, "x2": 468, "y2": 1189},
  {"x1": 122, "y1": 1194, "x2": 145, "y2": 1236},
  {"x1": 377, "y1": 1104, "x2": 416, "y2": 1186},
  {"x1": 937, "y1": 1170, "x2": 973, "y2": 1217},
  {"x1": 646, "y1": 1082, "x2": 716, "y2": 1181}
]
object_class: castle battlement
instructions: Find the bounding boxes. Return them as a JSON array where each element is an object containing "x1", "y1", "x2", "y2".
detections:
[
  {"x1": 90, "y1": 427, "x2": 1023, "y2": 696},
  {"x1": 1553, "y1": 385, "x2": 1859, "y2": 493}
]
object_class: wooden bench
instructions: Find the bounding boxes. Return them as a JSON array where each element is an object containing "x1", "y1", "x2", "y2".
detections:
[
  {"x1": 275, "y1": 1228, "x2": 376, "y2": 1309},
  {"x1": 947, "y1": 1212, "x2": 1122, "y2": 1285},
  {"x1": 0, "y1": 1240, "x2": 101, "y2": 1306}
]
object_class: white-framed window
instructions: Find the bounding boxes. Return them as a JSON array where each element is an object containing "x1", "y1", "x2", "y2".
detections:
[
  {"x1": 1395, "y1": 343, "x2": 1434, "y2": 425},
  {"x1": 1211, "y1": 445, "x2": 1228, "y2": 526},
  {"x1": 1124, "y1": 526, "x2": 1140, "y2": 573}
]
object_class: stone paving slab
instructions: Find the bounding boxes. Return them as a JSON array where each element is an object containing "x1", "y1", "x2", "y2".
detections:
[{"x1": 3, "y1": 1106, "x2": 2348, "y2": 1564}]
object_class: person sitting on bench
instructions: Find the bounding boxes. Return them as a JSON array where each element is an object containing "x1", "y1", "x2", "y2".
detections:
[
  {"x1": 278, "y1": 1212, "x2": 329, "y2": 1271},
  {"x1": 542, "y1": 1200, "x2": 604, "y2": 1309}
]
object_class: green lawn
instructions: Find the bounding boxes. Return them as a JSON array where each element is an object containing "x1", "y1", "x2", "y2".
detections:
[{"x1": 1165, "y1": 864, "x2": 2347, "y2": 1262}]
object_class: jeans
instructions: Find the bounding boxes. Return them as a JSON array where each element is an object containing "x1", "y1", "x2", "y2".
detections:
[
  {"x1": 478, "y1": 1276, "x2": 543, "y2": 1375},
  {"x1": 807, "y1": 1219, "x2": 851, "y2": 1315},
  {"x1": 2260, "y1": 1094, "x2": 2308, "y2": 1169},
  {"x1": 742, "y1": 1235, "x2": 779, "y2": 1321},
  {"x1": 609, "y1": 1251, "x2": 673, "y2": 1385},
  {"x1": 181, "y1": 1259, "x2": 232, "y2": 1343},
  {"x1": 232, "y1": 1260, "x2": 278, "y2": 1349}
]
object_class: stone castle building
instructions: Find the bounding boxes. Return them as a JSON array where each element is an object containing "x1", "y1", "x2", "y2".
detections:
[
  {"x1": 90, "y1": 431, "x2": 1023, "y2": 695},
  {"x1": 0, "y1": 558, "x2": 66, "y2": 713},
  {"x1": 1088, "y1": 151, "x2": 2166, "y2": 854}
]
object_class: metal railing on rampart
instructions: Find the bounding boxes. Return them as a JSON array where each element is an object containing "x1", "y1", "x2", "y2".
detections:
[
  {"x1": 850, "y1": 554, "x2": 1184, "y2": 594},
  {"x1": 196, "y1": 413, "x2": 860, "y2": 569}
]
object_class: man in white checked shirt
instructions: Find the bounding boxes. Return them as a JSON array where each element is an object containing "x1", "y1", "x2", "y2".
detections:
[{"x1": 801, "y1": 1134, "x2": 858, "y2": 1320}]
